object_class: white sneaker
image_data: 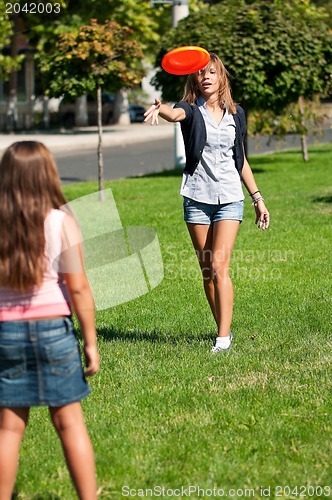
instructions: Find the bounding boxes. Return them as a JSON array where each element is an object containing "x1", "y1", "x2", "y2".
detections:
[{"x1": 211, "y1": 332, "x2": 233, "y2": 353}]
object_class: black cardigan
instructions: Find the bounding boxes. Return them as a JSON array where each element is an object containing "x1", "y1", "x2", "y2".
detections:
[{"x1": 173, "y1": 101, "x2": 246, "y2": 177}]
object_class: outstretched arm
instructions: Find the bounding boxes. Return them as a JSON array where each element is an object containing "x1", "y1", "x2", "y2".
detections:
[{"x1": 144, "y1": 98, "x2": 186, "y2": 125}]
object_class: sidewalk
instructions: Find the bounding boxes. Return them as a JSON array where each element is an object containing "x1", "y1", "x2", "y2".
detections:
[{"x1": 0, "y1": 122, "x2": 174, "y2": 155}]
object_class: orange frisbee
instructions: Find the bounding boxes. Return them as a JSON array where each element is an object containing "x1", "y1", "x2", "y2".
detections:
[{"x1": 161, "y1": 46, "x2": 210, "y2": 75}]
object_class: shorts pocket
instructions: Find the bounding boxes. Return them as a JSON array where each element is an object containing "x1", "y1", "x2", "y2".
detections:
[
  {"x1": 43, "y1": 335, "x2": 81, "y2": 376},
  {"x1": 183, "y1": 197, "x2": 195, "y2": 208},
  {"x1": 0, "y1": 345, "x2": 26, "y2": 379}
]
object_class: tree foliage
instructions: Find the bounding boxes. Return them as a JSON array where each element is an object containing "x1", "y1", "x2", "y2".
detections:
[
  {"x1": 204, "y1": 0, "x2": 332, "y2": 28},
  {"x1": 63, "y1": 0, "x2": 170, "y2": 54},
  {"x1": 312, "y1": 0, "x2": 332, "y2": 23},
  {"x1": 38, "y1": 18, "x2": 145, "y2": 196},
  {"x1": 0, "y1": 0, "x2": 24, "y2": 78},
  {"x1": 152, "y1": 0, "x2": 332, "y2": 113},
  {"x1": 38, "y1": 19, "x2": 144, "y2": 97}
]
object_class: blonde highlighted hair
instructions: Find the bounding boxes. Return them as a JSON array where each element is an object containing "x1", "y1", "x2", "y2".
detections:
[
  {"x1": 0, "y1": 141, "x2": 68, "y2": 291},
  {"x1": 182, "y1": 53, "x2": 236, "y2": 114}
]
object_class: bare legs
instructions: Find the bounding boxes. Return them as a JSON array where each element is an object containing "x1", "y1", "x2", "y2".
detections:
[
  {"x1": 50, "y1": 403, "x2": 97, "y2": 500},
  {"x1": 186, "y1": 220, "x2": 240, "y2": 337},
  {"x1": 0, "y1": 407, "x2": 29, "y2": 500},
  {"x1": 0, "y1": 403, "x2": 97, "y2": 500}
]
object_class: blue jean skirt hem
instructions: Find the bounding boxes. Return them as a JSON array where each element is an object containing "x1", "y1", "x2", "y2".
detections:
[
  {"x1": 0, "y1": 388, "x2": 91, "y2": 408},
  {"x1": 0, "y1": 317, "x2": 91, "y2": 407}
]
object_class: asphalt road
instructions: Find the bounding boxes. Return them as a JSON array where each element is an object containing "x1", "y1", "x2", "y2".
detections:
[
  {"x1": 54, "y1": 137, "x2": 174, "y2": 184},
  {"x1": 54, "y1": 127, "x2": 332, "y2": 184}
]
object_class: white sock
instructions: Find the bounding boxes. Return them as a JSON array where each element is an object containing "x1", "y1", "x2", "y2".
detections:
[{"x1": 215, "y1": 335, "x2": 231, "y2": 349}]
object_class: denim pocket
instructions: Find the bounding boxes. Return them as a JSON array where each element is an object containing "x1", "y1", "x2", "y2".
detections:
[
  {"x1": 0, "y1": 345, "x2": 26, "y2": 379},
  {"x1": 43, "y1": 334, "x2": 81, "y2": 376},
  {"x1": 183, "y1": 197, "x2": 195, "y2": 208}
]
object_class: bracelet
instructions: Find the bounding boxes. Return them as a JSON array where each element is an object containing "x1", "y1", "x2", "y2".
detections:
[
  {"x1": 252, "y1": 196, "x2": 264, "y2": 205},
  {"x1": 249, "y1": 190, "x2": 261, "y2": 197}
]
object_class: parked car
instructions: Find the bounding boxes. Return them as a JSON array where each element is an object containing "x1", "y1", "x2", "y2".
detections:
[{"x1": 129, "y1": 103, "x2": 146, "y2": 123}]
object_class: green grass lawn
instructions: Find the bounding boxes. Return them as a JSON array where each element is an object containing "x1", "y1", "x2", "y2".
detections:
[{"x1": 14, "y1": 144, "x2": 331, "y2": 499}]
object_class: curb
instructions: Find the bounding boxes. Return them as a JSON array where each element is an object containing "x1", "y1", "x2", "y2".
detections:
[{"x1": 0, "y1": 123, "x2": 174, "y2": 155}]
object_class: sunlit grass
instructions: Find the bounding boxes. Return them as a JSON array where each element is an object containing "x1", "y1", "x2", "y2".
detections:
[{"x1": 14, "y1": 144, "x2": 331, "y2": 499}]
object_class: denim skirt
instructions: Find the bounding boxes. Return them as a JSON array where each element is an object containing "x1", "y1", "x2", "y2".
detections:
[
  {"x1": 0, "y1": 317, "x2": 90, "y2": 407},
  {"x1": 183, "y1": 197, "x2": 244, "y2": 224}
]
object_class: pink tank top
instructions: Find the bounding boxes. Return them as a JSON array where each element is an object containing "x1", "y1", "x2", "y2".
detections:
[{"x1": 0, "y1": 209, "x2": 71, "y2": 320}]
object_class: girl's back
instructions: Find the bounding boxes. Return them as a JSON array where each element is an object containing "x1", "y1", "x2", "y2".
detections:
[{"x1": 0, "y1": 141, "x2": 99, "y2": 499}]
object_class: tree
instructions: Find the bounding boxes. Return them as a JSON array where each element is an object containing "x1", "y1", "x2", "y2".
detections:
[
  {"x1": 204, "y1": 0, "x2": 332, "y2": 27},
  {"x1": 151, "y1": 0, "x2": 332, "y2": 160},
  {"x1": 61, "y1": 0, "x2": 171, "y2": 125},
  {"x1": 0, "y1": 0, "x2": 67, "y2": 129},
  {"x1": 0, "y1": 1, "x2": 23, "y2": 79},
  {"x1": 39, "y1": 19, "x2": 144, "y2": 198},
  {"x1": 28, "y1": 1, "x2": 168, "y2": 126},
  {"x1": 64, "y1": 0, "x2": 167, "y2": 51},
  {"x1": 1, "y1": 1, "x2": 159, "y2": 128},
  {"x1": 0, "y1": 1, "x2": 26, "y2": 130}
]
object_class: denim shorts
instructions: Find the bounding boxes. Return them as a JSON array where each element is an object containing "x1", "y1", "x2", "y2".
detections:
[
  {"x1": 0, "y1": 317, "x2": 90, "y2": 407},
  {"x1": 183, "y1": 197, "x2": 244, "y2": 224}
]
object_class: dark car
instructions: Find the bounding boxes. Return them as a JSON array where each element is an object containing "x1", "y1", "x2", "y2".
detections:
[{"x1": 129, "y1": 104, "x2": 146, "y2": 123}]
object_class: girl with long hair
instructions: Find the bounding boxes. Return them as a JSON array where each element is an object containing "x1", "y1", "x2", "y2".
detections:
[
  {"x1": 144, "y1": 53, "x2": 270, "y2": 353},
  {"x1": 0, "y1": 141, "x2": 99, "y2": 499}
]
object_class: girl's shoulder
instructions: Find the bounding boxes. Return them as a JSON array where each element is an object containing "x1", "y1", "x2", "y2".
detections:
[
  {"x1": 174, "y1": 100, "x2": 199, "y2": 109},
  {"x1": 45, "y1": 208, "x2": 66, "y2": 228},
  {"x1": 173, "y1": 101, "x2": 199, "y2": 121},
  {"x1": 234, "y1": 104, "x2": 245, "y2": 115},
  {"x1": 45, "y1": 209, "x2": 79, "y2": 241},
  {"x1": 48, "y1": 207, "x2": 66, "y2": 217}
]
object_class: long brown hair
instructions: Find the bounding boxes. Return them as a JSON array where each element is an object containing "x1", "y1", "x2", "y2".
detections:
[
  {"x1": 0, "y1": 141, "x2": 68, "y2": 291},
  {"x1": 182, "y1": 53, "x2": 236, "y2": 114}
]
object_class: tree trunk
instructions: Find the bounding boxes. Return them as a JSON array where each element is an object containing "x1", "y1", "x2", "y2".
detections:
[
  {"x1": 42, "y1": 95, "x2": 50, "y2": 129},
  {"x1": 6, "y1": 15, "x2": 19, "y2": 131},
  {"x1": 75, "y1": 95, "x2": 88, "y2": 127},
  {"x1": 298, "y1": 96, "x2": 309, "y2": 161},
  {"x1": 97, "y1": 85, "x2": 104, "y2": 201}
]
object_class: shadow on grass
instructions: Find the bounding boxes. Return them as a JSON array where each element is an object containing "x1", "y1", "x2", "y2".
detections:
[
  {"x1": 249, "y1": 155, "x2": 287, "y2": 170},
  {"x1": 129, "y1": 168, "x2": 182, "y2": 179},
  {"x1": 60, "y1": 176, "x2": 85, "y2": 183},
  {"x1": 246, "y1": 166, "x2": 267, "y2": 174},
  {"x1": 313, "y1": 195, "x2": 332, "y2": 204},
  {"x1": 12, "y1": 494, "x2": 61, "y2": 500},
  {"x1": 96, "y1": 326, "x2": 211, "y2": 344},
  {"x1": 306, "y1": 148, "x2": 332, "y2": 155},
  {"x1": 250, "y1": 146, "x2": 332, "y2": 158}
]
